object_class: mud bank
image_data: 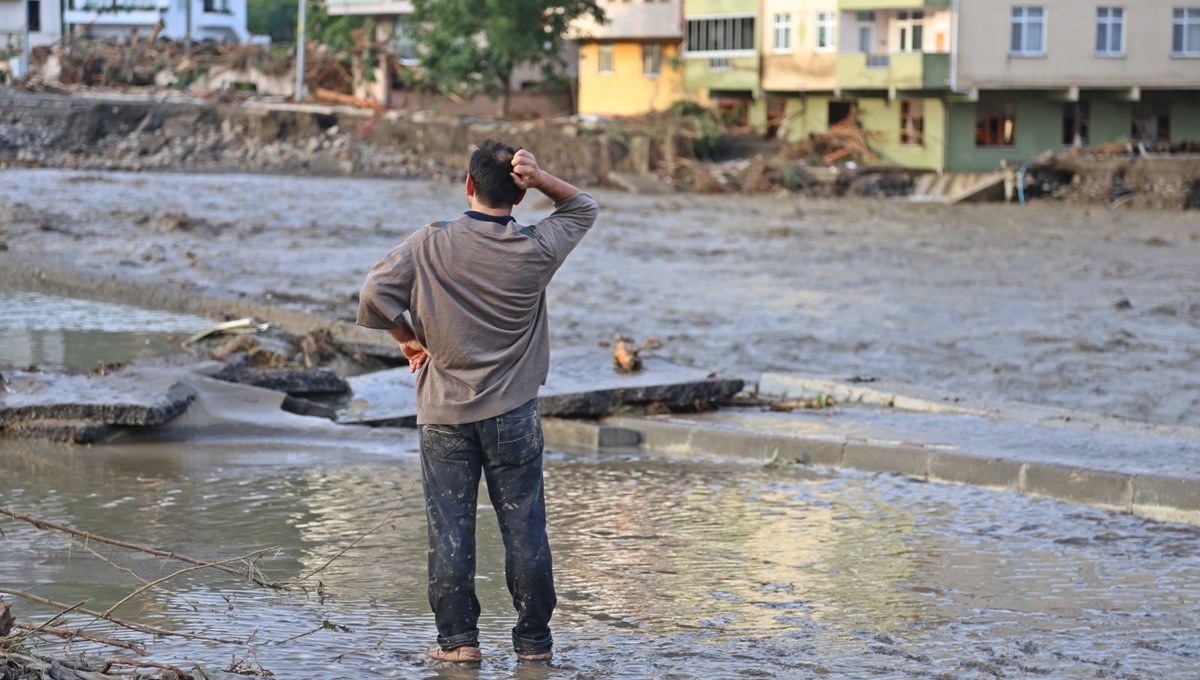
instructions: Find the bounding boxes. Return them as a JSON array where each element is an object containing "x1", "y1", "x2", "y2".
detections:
[{"x1": 0, "y1": 91, "x2": 616, "y2": 184}]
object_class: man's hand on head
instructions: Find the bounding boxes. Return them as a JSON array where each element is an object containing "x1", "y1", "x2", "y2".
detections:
[
  {"x1": 510, "y1": 149, "x2": 544, "y2": 191},
  {"x1": 509, "y1": 148, "x2": 581, "y2": 203},
  {"x1": 400, "y1": 338, "x2": 429, "y2": 373}
]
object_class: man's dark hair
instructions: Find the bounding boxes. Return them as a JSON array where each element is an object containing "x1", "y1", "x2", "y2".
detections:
[{"x1": 469, "y1": 139, "x2": 522, "y2": 208}]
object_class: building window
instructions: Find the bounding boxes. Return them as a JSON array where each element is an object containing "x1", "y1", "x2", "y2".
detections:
[
  {"x1": 857, "y1": 11, "x2": 876, "y2": 53},
  {"x1": 1095, "y1": 7, "x2": 1124, "y2": 56},
  {"x1": 643, "y1": 43, "x2": 662, "y2": 77},
  {"x1": 773, "y1": 13, "x2": 792, "y2": 52},
  {"x1": 898, "y1": 10, "x2": 924, "y2": 52},
  {"x1": 900, "y1": 100, "x2": 924, "y2": 146},
  {"x1": 816, "y1": 12, "x2": 836, "y2": 51},
  {"x1": 976, "y1": 101, "x2": 1017, "y2": 146},
  {"x1": 598, "y1": 42, "x2": 614, "y2": 75},
  {"x1": 1062, "y1": 101, "x2": 1090, "y2": 146},
  {"x1": 27, "y1": 0, "x2": 41, "y2": 32},
  {"x1": 1173, "y1": 8, "x2": 1200, "y2": 55},
  {"x1": 708, "y1": 57, "x2": 731, "y2": 71},
  {"x1": 1010, "y1": 6, "x2": 1045, "y2": 56},
  {"x1": 686, "y1": 16, "x2": 755, "y2": 53}
]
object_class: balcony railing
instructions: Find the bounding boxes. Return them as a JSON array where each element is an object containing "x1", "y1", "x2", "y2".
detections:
[{"x1": 71, "y1": 0, "x2": 161, "y2": 10}]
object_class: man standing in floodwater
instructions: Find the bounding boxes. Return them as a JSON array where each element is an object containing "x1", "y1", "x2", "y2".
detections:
[{"x1": 355, "y1": 140, "x2": 599, "y2": 664}]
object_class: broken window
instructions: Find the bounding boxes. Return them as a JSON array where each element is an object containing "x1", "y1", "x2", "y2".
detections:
[
  {"x1": 1062, "y1": 101, "x2": 1090, "y2": 146},
  {"x1": 900, "y1": 99, "x2": 924, "y2": 146},
  {"x1": 976, "y1": 101, "x2": 1016, "y2": 147}
]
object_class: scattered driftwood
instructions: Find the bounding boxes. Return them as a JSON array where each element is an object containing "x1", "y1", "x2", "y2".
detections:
[
  {"x1": 313, "y1": 87, "x2": 385, "y2": 111},
  {"x1": 769, "y1": 395, "x2": 838, "y2": 411},
  {"x1": 101, "y1": 658, "x2": 194, "y2": 679},
  {"x1": 612, "y1": 335, "x2": 662, "y2": 373}
]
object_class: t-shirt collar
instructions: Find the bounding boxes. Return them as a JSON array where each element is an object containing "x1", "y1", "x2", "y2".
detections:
[{"x1": 464, "y1": 210, "x2": 516, "y2": 225}]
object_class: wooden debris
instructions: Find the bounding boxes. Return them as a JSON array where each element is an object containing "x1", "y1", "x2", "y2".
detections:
[
  {"x1": 102, "y1": 658, "x2": 194, "y2": 679},
  {"x1": 769, "y1": 395, "x2": 837, "y2": 411},
  {"x1": 612, "y1": 335, "x2": 662, "y2": 373}
]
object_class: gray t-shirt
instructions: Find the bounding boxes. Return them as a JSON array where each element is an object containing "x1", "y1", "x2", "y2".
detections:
[{"x1": 356, "y1": 192, "x2": 598, "y2": 424}]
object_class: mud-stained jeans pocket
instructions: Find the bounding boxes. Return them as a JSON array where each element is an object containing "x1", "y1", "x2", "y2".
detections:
[
  {"x1": 421, "y1": 424, "x2": 467, "y2": 460},
  {"x1": 496, "y1": 400, "x2": 543, "y2": 466}
]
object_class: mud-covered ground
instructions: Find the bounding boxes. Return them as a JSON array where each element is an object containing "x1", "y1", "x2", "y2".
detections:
[{"x1": 2, "y1": 168, "x2": 1199, "y2": 427}]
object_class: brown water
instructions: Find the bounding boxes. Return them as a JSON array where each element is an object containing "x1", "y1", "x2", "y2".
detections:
[
  {"x1": 3, "y1": 169, "x2": 1199, "y2": 426},
  {"x1": 3, "y1": 433, "x2": 1199, "y2": 678}
]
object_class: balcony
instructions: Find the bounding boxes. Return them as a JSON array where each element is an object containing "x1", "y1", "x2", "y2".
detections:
[
  {"x1": 839, "y1": 0, "x2": 949, "y2": 9},
  {"x1": 836, "y1": 51, "x2": 948, "y2": 92}
]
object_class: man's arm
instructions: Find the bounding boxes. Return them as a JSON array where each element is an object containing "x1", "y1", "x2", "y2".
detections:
[
  {"x1": 356, "y1": 240, "x2": 429, "y2": 372},
  {"x1": 510, "y1": 149, "x2": 599, "y2": 267}
]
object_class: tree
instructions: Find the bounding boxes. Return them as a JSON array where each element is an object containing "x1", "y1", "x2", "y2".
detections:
[
  {"x1": 410, "y1": 0, "x2": 604, "y2": 118},
  {"x1": 248, "y1": 0, "x2": 371, "y2": 51}
]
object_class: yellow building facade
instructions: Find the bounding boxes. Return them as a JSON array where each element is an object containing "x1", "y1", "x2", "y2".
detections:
[
  {"x1": 572, "y1": 0, "x2": 689, "y2": 117},
  {"x1": 577, "y1": 39, "x2": 687, "y2": 116}
]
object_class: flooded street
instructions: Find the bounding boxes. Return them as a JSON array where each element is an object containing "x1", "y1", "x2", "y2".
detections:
[
  {"x1": 3, "y1": 434, "x2": 1200, "y2": 678},
  {"x1": 3, "y1": 168, "x2": 1200, "y2": 677},
  {"x1": 2, "y1": 169, "x2": 1199, "y2": 426}
]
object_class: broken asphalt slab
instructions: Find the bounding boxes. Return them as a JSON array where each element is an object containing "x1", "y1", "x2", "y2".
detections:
[
  {"x1": 0, "y1": 362, "x2": 200, "y2": 442},
  {"x1": 336, "y1": 345, "x2": 744, "y2": 427}
]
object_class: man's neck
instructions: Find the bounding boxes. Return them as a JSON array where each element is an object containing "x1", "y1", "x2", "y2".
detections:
[{"x1": 467, "y1": 198, "x2": 512, "y2": 217}]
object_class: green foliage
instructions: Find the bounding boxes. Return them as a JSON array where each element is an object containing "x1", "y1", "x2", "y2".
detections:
[
  {"x1": 668, "y1": 99, "x2": 723, "y2": 160},
  {"x1": 410, "y1": 0, "x2": 605, "y2": 110},
  {"x1": 247, "y1": 0, "x2": 297, "y2": 42},
  {"x1": 247, "y1": 0, "x2": 370, "y2": 51}
]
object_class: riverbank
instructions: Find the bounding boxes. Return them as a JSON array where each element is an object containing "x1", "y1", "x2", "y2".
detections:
[{"x1": 5, "y1": 90, "x2": 1200, "y2": 208}]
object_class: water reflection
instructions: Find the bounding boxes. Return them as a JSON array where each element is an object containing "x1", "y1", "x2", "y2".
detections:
[
  {"x1": 0, "y1": 291, "x2": 213, "y2": 370},
  {"x1": 1, "y1": 439, "x2": 1198, "y2": 678}
]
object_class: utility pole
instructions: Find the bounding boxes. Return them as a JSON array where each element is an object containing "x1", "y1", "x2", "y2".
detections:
[
  {"x1": 22, "y1": 0, "x2": 31, "y2": 79},
  {"x1": 185, "y1": 0, "x2": 192, "y2": 54},
  {"x1": 294, "y1": 0, "x2": 306, "y2": 101}
]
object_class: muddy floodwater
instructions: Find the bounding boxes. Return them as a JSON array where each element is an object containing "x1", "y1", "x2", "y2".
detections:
[
  {"x1": 3, "y1": 431, "x2": 1200, "y2": 679},
  {"x1": 2, "y1": 169, "x2": 1199, "y2": 427}
]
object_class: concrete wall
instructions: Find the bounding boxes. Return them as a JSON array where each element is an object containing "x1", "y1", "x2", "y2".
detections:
[
  {"x1": 685, "y1": 0, "x2": 756, "y2": 16},
  {"x1": 945, "y1": 93, "x2": 1062, "y2": 172},
  {"x1": 773, "y1": 93, "x2": 833, "y2": 142},
  {"x1": 685, "y1": 53, "x2": 759, "y2": 94},
  {"x1": 0, "y1": 0, "x2": 62, "y2": 50},
  {"x1": 578, "y1": 39, "x2": 686, "y2": 116},
  {"x1": 857, "y1": 96, "x2": 946, "y2": 171},
  {"x1": 761, "y1": 0, "x2": 837, "y2": 93},
  {"x1": 1170, "y1": 92, "x2": 1200, "y2": 140},
  {"x1": 958, "y1": 0, "x2": 1200, "y2": 89}
]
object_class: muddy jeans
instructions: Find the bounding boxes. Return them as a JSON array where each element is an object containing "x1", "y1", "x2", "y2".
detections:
[{"x1": 419, "y1": 398, "x2": 555, "y2": 655}]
